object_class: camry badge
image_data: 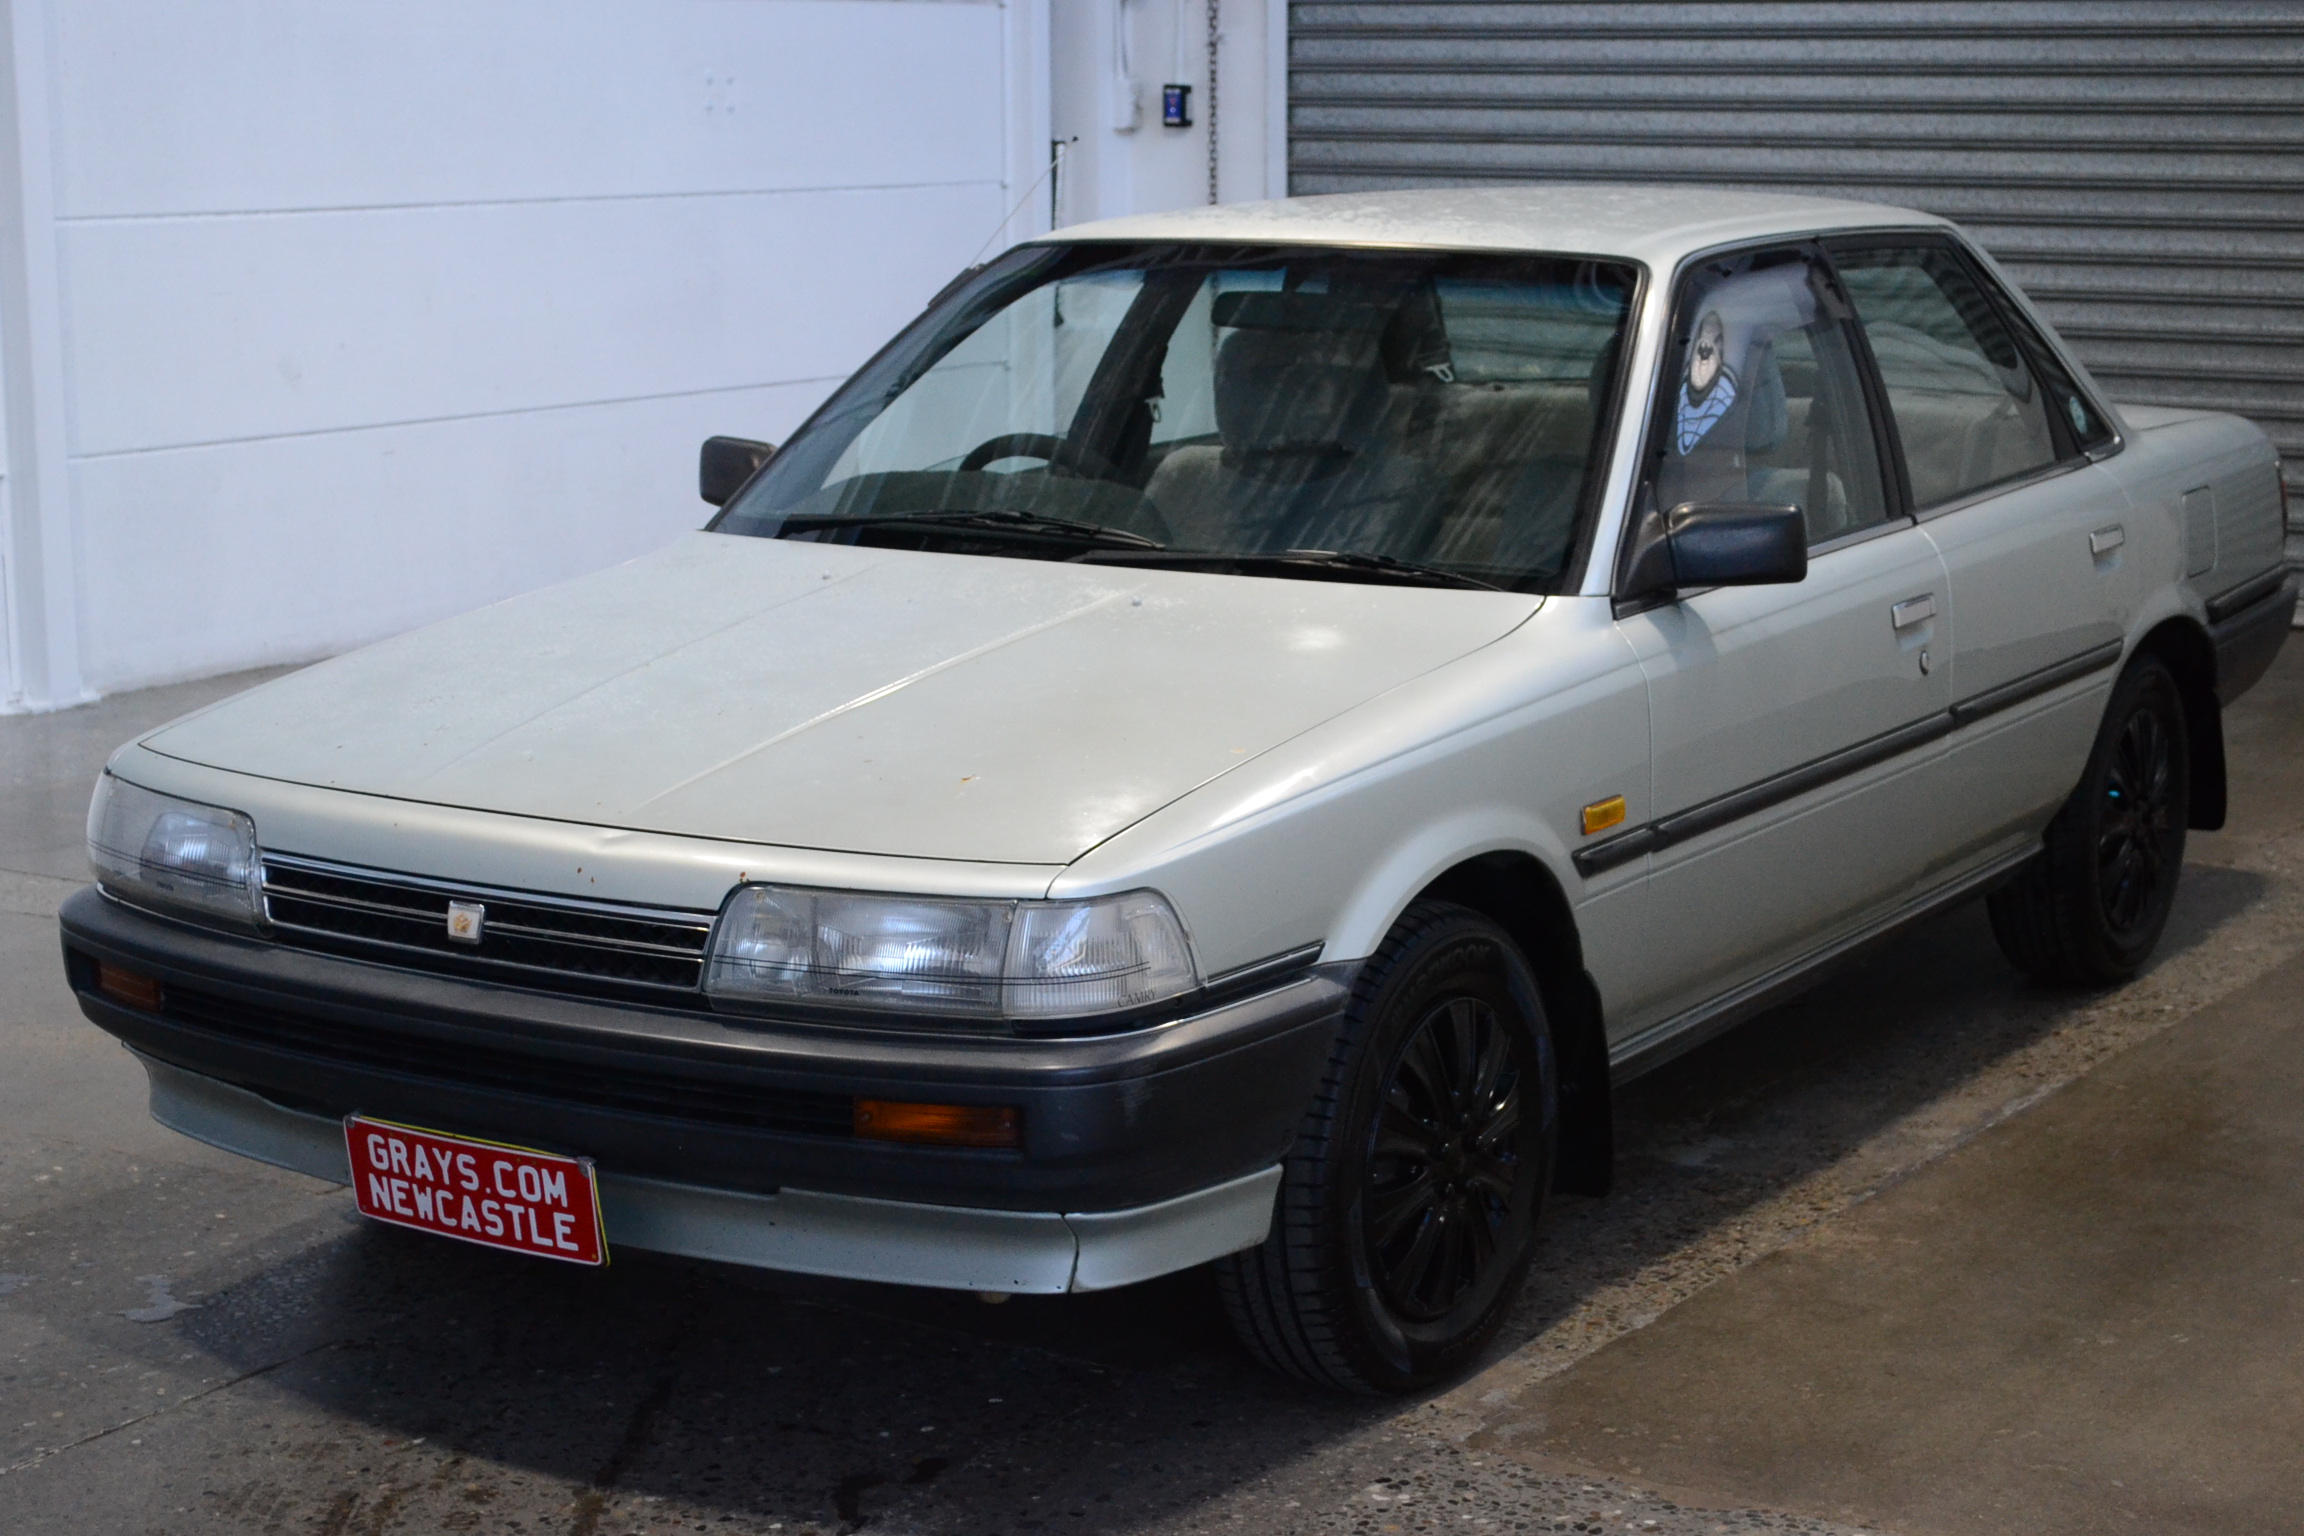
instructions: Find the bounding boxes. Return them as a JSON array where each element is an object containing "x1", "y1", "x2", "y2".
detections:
[{"x1": 446, "y1": 900, "x2": 486, "y2": 945}]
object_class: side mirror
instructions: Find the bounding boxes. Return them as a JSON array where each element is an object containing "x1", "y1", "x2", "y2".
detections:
[
  {"x1": 1620, "y1": 501, "x2": 1808, "y2": 601},
  {"x1": 699, "y1": 436, "x2": 776, "y2": 507}
]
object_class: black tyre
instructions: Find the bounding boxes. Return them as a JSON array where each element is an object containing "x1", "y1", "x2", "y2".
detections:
[
  {"x1": 1216, "y1": 901, "x2": 1556, "y2": 1393},
  {"x1": 1988, "y1": 654, "x2": 2190, "y2": 986}
]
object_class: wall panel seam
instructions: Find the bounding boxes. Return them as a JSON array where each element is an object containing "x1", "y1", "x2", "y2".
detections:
[
  {"x1": 70, "y1": 377, "x2": 850, "y2": 464},
  {"x1": 56, "y1": 180, "x2": 1009, "y2": 228}
]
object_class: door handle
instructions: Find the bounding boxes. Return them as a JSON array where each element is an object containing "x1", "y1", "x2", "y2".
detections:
[
  {"x1": 2090, "y1": 524, "x2": 2125, "y2": 556},
  {"x1": 1890, "y1": 594, "x2": 1937, "y2": 630}
]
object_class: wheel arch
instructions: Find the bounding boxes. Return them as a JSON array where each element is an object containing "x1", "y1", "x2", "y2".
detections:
[
  {"x1": 2135, "y1": 616, "x2": 2226, "y2": 831},
  {"x1": 1415, "y1": 851, "x2": 1613, "y2": 1198}
]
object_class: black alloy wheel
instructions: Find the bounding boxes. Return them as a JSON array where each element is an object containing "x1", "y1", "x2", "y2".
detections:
[
  {"x1": 1989, "y1": 654, "x2": 2191, "y2": 986},
  {"x1": 1217, "y1": 901, "x2": 1555, "y2": 1393},
  {"x1": 2097, "y1": 701, "x2": 2179, "y2": 939},
  {"x1": 1363, "y1": 996, "x2": 1526, "y2": 1323}
]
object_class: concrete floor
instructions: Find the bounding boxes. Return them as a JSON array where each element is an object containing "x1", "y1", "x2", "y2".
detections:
[
  {"x1": 0, "y1": 641, "x2": 2296, "y2": 1536},
  {"x1": 1479, "y1": 949, "x2": 2304, "y2": 1534}
]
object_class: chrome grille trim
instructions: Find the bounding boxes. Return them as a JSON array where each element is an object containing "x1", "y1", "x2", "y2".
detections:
[{"x1": 259, "y1": 853, "x2": 717, "y2": 995}]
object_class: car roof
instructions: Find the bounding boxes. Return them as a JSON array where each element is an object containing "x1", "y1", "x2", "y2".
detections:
[{"x1": 1035, "y1": 184, "x2": 1950, "y2": 268}]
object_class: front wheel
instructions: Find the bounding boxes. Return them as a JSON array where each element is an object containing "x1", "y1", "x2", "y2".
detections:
[
  {"x1": 1216, "y1": 901, "x2": 1556, "y2": 1393},
  {"x1": 1988, "y1": 654, "x2": 2190, "y2": 986}
]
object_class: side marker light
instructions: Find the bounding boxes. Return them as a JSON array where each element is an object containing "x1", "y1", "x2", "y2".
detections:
[
  {"x1": 1581, "y1": 795, "x2": 1628, "y2": 837},
  {"x1": 854, "y1": 1099, "x2": 1022, "y2": 1150},
  {"x1": 95, "y1": 961, "x2": 165, "y2": 1012}
]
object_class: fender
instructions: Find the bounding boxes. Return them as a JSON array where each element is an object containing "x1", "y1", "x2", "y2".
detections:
[
  {"x1": 1321, "y1": 810, "x2": 1572, "y2": 963},
  {"x1": 1055, "y1": 599, "x2": 1651, "y2": 979}
]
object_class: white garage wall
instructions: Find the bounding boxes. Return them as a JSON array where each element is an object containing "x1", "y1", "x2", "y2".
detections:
[
  {"x1": 1047, "y1": 0, "x2": 1283, "y2": 228},
  {"x1": 0, "y1": 0, "x2": 1051, "y2": 707}
]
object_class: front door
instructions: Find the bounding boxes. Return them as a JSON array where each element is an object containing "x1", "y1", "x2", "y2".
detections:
[{"x1": 1608, "y1": 243, "x2": 1952, "y2": 1042}]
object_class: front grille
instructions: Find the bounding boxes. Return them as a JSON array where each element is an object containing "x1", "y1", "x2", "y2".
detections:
[
  {"x1": 162, "y1": 984, "x2": 854, "y2": 1138},
  {"x1": 260, "y1": 854, "x2": 715, "y2": 997}
]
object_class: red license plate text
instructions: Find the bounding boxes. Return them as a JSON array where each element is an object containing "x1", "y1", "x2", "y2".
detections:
[{"x1": 346, "y1": 1116, "x2": 605, "y2": 1266}]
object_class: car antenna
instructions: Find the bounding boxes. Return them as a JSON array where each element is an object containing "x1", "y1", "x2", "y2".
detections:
[{"x1": 970, "y1": 138, "x2": 1077, "y2": 268}]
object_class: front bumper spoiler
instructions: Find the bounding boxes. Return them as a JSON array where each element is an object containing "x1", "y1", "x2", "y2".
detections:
[
  {"x1": 141, "y1": 1051, "x2": 1283, "y2": 1293},
  {"x1": 62, "y1": 884, "x2": 1342, "y2": 1290}
]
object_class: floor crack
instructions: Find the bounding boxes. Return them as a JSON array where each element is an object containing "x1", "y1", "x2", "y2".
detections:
[
  {"x1": 566, "y1": 1268, "x2": 700, "y2": 1536},
  {"x1": 0, "y1": 1326, "x2": 376, "y2": 1477}
]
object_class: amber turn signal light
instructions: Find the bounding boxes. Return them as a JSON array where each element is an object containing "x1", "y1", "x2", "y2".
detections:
[
  {"x1": 853, "y1": 1098, "x2": 1021, "y2": 1149},
  {"x1": 1580, "y1": 794, "x2": 1628, "y2": 836},
  {"x1": 95, "y1": 961, "x2": 164, "y2": 1012}
]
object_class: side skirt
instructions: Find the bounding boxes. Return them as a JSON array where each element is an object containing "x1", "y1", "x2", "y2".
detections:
[{"x1": 1607, "y1": 840, "x2": 2040, "y2": 1083}]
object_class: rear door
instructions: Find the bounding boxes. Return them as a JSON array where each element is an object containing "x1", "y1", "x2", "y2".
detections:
[
  {"x1": 1604, "y1": 242, "x2": 1953, "y2": 1043},
  {"x1": 1829, "y1": 235, "x2": 2130, "y2": 864}
]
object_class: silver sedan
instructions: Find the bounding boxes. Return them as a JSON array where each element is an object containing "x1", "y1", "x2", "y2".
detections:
[{"x1": 63, "y1": 186, "x2": 2299, "y2": 1393}]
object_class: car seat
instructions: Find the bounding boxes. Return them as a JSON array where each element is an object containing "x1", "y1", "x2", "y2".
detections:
[{"x1": 1146, "y1": 314, "x2": 1444, "y2": 558}]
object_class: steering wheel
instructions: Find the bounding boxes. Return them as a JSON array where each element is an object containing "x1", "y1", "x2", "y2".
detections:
[{"x1": 958, "y1": 433, "x2": 1119, "y2": 481}]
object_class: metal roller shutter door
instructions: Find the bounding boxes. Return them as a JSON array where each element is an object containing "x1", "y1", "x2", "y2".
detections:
[{"x1": 1289, "y1": 0, "x2": 2304, "y2": 548}]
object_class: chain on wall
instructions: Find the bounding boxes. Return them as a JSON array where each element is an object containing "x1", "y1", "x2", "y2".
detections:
[{"x1": 1205, "y1": 0, "x2": 1219, "y2": 203}]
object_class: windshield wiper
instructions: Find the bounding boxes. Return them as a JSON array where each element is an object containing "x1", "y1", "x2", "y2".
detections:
[
  {"x1": 777, "y1": 509, "x2": 1163, "y2": 550},
  {"x1": 1074, "y1": 547, "x2": 1502, "y2": 591}
]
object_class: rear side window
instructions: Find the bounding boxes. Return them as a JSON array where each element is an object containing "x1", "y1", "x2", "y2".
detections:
[
  {"x1": 1833, "y1": 243, "x2": 2059, "y2": 508},
  {"x1": 1990, "y1": 290, "x2": 2117, "y2": 453}
]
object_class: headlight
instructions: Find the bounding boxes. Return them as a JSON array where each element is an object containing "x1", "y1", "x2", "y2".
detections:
[
  {"x1": 706, "y1": 885, "x2": 1198, "y2": 1025},
  {"x1": 87, "y1": 774, "x2": 262, "y2": 929}
]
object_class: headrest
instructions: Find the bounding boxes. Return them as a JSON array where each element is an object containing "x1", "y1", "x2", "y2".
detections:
[
  {"x1": 1743, "y1": 341, "x2": 1789, "y2": 454},
  {"x1": 1214, "y1": 326, "x2": 1390, "y2": 458},
  {"x1": 1212, "y1": 292, "x2": 1391, "y2": 333}
]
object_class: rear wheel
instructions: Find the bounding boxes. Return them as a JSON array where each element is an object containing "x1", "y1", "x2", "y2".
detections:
[
  {"x1": 1216, "y1": 901, "x2": 1555, "y2": 1393},
  {"x1": 1988, "y1": 654, "x2": 2190, "y2": 986}
]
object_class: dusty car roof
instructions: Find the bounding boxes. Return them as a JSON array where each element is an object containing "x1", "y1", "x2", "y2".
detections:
[{"x1": 1037, "y1": 184, "x2": 1948, "y2": 267}]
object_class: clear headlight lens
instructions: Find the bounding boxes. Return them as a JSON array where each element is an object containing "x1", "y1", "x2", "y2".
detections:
[
  {"x1": 87, "y1": 774, "x2": 262, "y2": 928},
  {"x1": 707, "y1": 885, "x2": 1198, "y2": 1024}
]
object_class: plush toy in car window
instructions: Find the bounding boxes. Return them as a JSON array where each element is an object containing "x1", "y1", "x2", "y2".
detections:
[{"x1": 1676, "y1": 309, "x2": 1736, "y2": 454}]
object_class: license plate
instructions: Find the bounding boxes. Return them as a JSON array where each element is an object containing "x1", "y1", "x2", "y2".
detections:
[{"x1": 345, "y1": 1115, "x2": 606, "y2": 1266}]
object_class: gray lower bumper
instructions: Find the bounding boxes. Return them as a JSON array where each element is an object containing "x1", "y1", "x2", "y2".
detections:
[{"x1": 138, "y1": 1052, "x2": 1280, "y2": 1294}]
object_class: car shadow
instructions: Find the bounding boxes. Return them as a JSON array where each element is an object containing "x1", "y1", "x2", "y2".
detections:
[{"x1": 165, "y1": 855, "x2": 2272, "y2": 1533}]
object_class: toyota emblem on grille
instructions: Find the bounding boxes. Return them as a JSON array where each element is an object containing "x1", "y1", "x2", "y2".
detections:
[{"x1": 445, "y1": 900, "x2": 486, "y2": 945}]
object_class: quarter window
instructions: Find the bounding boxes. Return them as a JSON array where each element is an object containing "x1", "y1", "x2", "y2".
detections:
[
  {"x1": 1833, "y1": 243, "x2": 2060, "y2": 508},
  {"x1": 1651, "y1": 246, "x2": 1892, "y2": 548}
]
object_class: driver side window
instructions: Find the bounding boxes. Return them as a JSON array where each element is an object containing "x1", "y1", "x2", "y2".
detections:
[{"x1": 1653, "y1": 247, "x2": 1892, "y2": 548}]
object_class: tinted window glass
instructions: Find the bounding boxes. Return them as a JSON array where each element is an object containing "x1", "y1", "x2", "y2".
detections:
[
  {"x1": 2025, "y1": 341, "x2": 2113, "y2": 451},
  {"x1": 716, "y1": 244, "x2": 1637, "y2": 593},
  {"x1": 1652, "y1": 247, "x2": 1891, "y2": 548},
  {"x1": 1987, "y1": 286, "x2": 2115, "y2": 452},
  {"x1": 1834, "y1": 244, "x2": 2059, "y2": 507}
]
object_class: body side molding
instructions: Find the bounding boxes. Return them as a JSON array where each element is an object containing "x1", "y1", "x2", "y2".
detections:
[
  {"x1": 2205, "y1": 565, "x2": 2291, "y2": 625},
  {"x1": 1947, "y1": 639, "x2": 2125, "y2": 727},
  {"x1": 1574, "y1": 642, "x2": 2125, "y2": 878}
]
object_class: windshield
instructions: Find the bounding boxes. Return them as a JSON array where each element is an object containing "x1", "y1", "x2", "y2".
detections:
[{"x1": 713, "y1": 243, "x2": 1639, "y2": 591}]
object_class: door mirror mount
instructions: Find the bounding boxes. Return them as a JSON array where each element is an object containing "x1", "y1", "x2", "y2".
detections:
[
  {"x1": 700, "y1": 436, "x2": 777, "y2": 507},
  {"x1": 1620, "y1": 501, "x2": 1808, "y2": 603}
]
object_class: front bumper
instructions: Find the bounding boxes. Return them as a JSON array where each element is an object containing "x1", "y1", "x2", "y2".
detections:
[
  {"x1": 136, "y1": 1052, "x2": 1280, "y2": 1292},
  {"x1": 61, "y1": 887, "x2": 1347, "y2": 1290}
]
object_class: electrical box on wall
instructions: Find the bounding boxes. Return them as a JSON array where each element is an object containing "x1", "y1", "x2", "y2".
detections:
[{"x1": 1162, "y1": 82, "x2": 1192, "y2": 127}]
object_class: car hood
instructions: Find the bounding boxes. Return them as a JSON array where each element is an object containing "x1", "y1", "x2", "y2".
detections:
[{"x1": 141, "y1": 533, "x2": 1540, "y2": 866}]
